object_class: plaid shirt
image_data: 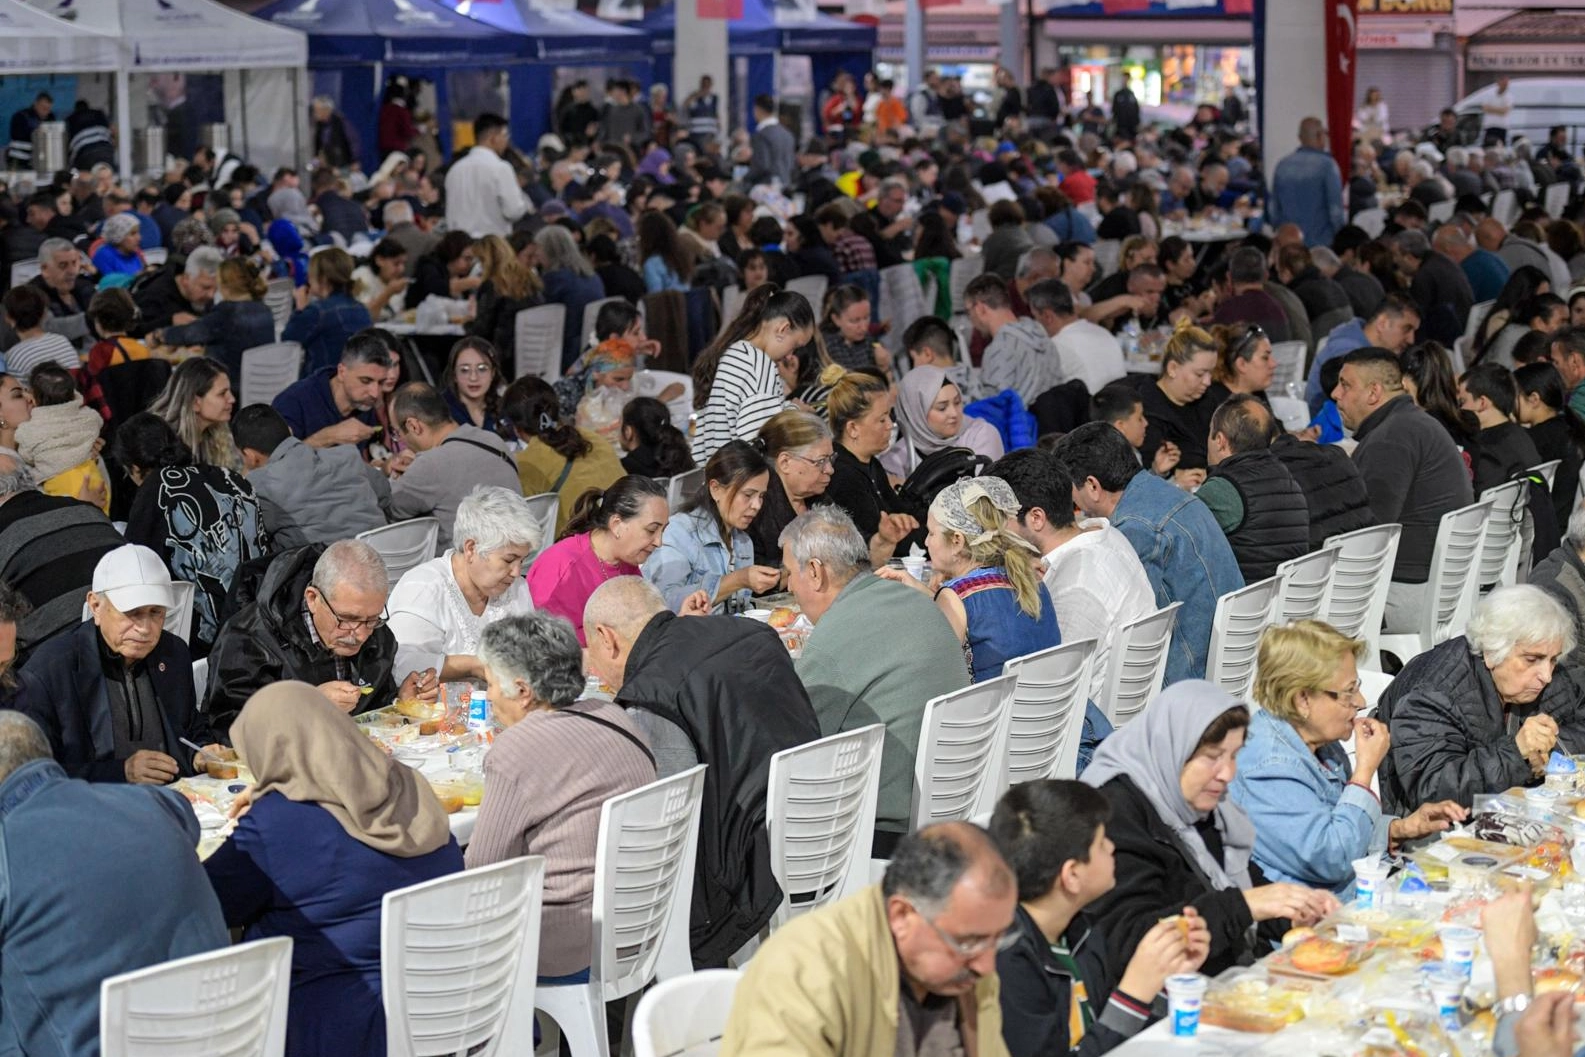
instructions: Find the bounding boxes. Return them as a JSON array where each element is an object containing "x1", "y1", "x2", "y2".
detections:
[
  {"x1": 302, "y1": 601, "x2": 352, "y2": 682},
  {"x1": 831, "y1": 230, "x2": 877, "y2": 275}
]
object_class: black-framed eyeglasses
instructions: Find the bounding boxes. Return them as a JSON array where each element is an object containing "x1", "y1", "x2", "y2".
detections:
[{"x1": 311, "y1": 589, "x2": 388, "y2": 631}]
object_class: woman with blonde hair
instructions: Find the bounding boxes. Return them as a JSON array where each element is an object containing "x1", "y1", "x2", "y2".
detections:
[
  {"x1": 1142, "y1": 318, "x2": 1221, "y2": 489},
  {"x1": 468, "y1": 234, "x2": 543, "y2": 356},
  {"x1": 877, "y1": 475, "x2": 1059, "y2": 681},
  {"x1": 820, "y1": 364, "x2": 921, "y2": 565},
  {"x1": 1230, "y1": 621, "x2": 1467, "y2": 895},
  {"x1": 148, "y1": 356, "x2": 242, "y2": 471}
]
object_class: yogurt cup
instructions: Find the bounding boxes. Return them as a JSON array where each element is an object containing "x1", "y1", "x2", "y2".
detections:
[
  {"x1": 1427, "y1": 969, "x2": 1466, "y2": 1031},
  {"x1": 1165, "y1": 973, "x2": 1208, "y2": 1037},
  {"x1": 900, "y1": 556, "x2": 928, "y2": 582},
  {"x1": 1438, "y1": 925, "x2": 1481, "y2": 978},
  {"x1": 1353, "y1": 856, "x2": 1391, "y2": 909}
]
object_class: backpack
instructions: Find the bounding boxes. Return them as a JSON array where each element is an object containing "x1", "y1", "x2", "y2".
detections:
[{"x1": 899, "y1": 446, "x2": 990, "y2": 512}]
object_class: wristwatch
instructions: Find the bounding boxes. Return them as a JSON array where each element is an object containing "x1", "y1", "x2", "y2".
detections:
[{"x1": 1493, "y1": 993, "x2": 1534, "y2": 1019}]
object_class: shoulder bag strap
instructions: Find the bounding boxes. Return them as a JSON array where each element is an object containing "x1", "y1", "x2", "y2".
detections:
[{"x1": 559, "y1": 707, "x2": 656, "y2": 767}]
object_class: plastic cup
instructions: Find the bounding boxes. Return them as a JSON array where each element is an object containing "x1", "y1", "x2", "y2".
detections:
[
  {"x1": 900, "y1": 556, "x2": 927, "y2": 582},
  {"x1": 1353, "y1": 856, "x2": 1391, "y2": 909},
  {"x1": 1427, "y1": 969, "x2": 1466, "y2": 1031},
  {"x1": 1438, "y1": 925, "x2": 1480, "y2": 978},
  {"x1": 1165, "y1": 973, "x2": 1208, "y2": 1037}
]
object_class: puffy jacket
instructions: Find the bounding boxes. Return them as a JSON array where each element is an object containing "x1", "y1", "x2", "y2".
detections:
[
  {"x1": 1207, "y1": 449, "x2": 1311, "y2": 583},
  {"x1": 1378, "y1": 636, "x2": 1585, "y2": 815},
  {"x1": 615, "y1": 611, "x2": 820, "y2": 967},
  {"x1": 201, "y1": 545, "x2": 399, "y2": 736},
  {"x1": 1269, "y1": 433, "x2": 1375, "y2": 548}
]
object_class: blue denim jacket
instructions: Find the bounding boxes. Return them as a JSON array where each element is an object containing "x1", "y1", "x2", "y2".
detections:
[
  {"x1": 282, "y1": 293, "x2": 374, "y2": 375},
  {"x1": 1109, "y1": 472, "x2": 1244, "y2": 684},
  {"x1": 1268, "y1": 146, "x2": 1346, "y2": 248},
  {"x1": 1229, "y1": 708, "x2": 1389, "y2": 896},
  {"x1": 641, "y1": 506, "x2": 756, "y2": 613}
]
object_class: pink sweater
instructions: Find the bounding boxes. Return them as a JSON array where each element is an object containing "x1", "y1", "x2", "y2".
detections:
[{"x1": 523, "y1": 533, "x2": 639, "y2": 645}]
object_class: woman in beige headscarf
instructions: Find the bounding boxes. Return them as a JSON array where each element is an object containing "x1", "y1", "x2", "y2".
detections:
[{"x1": 203, "y1": 682, "x2": 464, "y2": 1057}]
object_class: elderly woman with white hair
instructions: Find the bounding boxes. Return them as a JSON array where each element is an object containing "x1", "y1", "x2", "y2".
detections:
[
  {"x1": 90, "y1": 213, "x2": 145, "y2": 281},
  {"x1": 463, "y1": 611, "x2": 655, "y2": 983},
  {"x1": 1380, "y1": 584, "x2": 1585, "y2": 815},
  {"x1": 386, "y1": 486, "x2": 541, "y2": 682}
]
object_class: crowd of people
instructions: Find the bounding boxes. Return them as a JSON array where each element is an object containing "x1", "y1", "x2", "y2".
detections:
[{"x1": 3, "y1": 62, "x2": 1585, "y2": 1057}]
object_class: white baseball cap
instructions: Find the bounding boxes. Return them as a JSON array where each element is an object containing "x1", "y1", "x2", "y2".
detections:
[{"x1": 92, "y1": 544, "x2": 175, "y2": 612}]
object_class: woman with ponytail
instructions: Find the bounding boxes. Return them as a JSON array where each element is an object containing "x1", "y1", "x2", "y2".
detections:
[
  {"x1": 690, "y1": 283, "x2": 815, "y2": 463},
  {"x1": 501, "y1": 376, "x2": 623, "y2": 536},
  {"x1": 876, "y1": 475, "x2": 1061, "y2": 682},
  {"x1": 619, "y1": 397, "x2": 694, "y2": 478},
  {"x1": 1142, "y1": 318, "x2": 1221, "y2": 489},
  {"x1": 524, "y1": 474, "x2": 669, "y2": 645},
  {"x1": 822, "y1": 364, "x2": 923, "y2": 566}
]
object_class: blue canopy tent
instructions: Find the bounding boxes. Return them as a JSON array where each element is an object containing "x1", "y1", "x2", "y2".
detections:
[
  {"x1": 763, "y1": 6, "x2": 876, "y2": 130},
  {"x1": 639, "y1": 0, "x2": 776, "y2": 131}
]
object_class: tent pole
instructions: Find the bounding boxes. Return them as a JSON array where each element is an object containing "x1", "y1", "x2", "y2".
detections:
[{"x1": 116, "y1": 66, "x2": 132, "y2": 182}]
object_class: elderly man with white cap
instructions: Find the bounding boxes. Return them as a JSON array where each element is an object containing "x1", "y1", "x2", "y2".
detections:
[{"x1": 15, "y1": 543, "x2": 221, "y2": 784}]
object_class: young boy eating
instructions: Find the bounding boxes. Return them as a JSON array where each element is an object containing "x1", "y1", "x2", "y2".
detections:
[{"x1": 1091, "y1": 381, "x2": 1179, "y2": 477}]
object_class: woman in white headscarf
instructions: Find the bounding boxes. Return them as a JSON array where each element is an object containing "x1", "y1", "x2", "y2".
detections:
[
  {"x1": 879, "y1": 365, "x2": 1004, "y2": 478},
  {"x1": 1082, "y1": 681, "x2": 1340, "y2": 978}
]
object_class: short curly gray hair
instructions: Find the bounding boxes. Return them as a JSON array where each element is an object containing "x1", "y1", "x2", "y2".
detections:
[
  {"x1": 1467, "y1": 584, "x2": 1577, "y2": 666},
  {"x1": 478, "y1": 612, "x2": 585, "y2": 708},
  {"x1": 453, "y1": 486, "x2": 543, "y2": 558}
]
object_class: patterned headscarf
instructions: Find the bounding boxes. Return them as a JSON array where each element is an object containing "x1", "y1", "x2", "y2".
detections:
[
  {"x1": 929, "y1": 476, "x2": 1039, "y2": 554},
  {"x1": 101, "y1": 212, "x2": 140, "y2": 247},
  {"x1": 584, "y1": 337, "x2": 635, "y2": 391}
]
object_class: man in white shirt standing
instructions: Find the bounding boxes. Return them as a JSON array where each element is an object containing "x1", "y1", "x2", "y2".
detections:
[
  {"x1": 444, "y1": 113, "x2": 530, "y2": 238},
  {"x1": 1025, "y1": 278, "x2": 1126, "y2": 396},
  {"x1": 1482, "y1": 75, "x2": 1512, "y2": 146}
]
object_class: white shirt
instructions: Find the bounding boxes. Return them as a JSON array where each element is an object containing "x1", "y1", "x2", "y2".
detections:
[
  {"x1": 1051, "y1": 318, "x2": 1126, "y2": 396},
  {"x1": 387, "y1": 553, "x2": 536, "y2": 678},
  {"x1": 1484, "y1": 88, "x2": 1513, "y2": 127},
  {"x1": 444, "y1": 144, "x2": 531, "y2": 238},
  {"x1": 1041, "y1": 519, "x2": 1157, "y2": 700}
]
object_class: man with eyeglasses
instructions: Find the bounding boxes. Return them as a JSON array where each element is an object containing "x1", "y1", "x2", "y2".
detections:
[
  {"x1": 16, "y1": 545, "x2": 223, "y2": 783},
  {"x1": 203, "y1": 540, "x2": 439, "y2": 737},
  {"x1": 723, "y1": 822, "x2": 1018, "y2": 1057}
]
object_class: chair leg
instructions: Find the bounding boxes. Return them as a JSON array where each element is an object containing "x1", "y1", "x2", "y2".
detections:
[{"x1": 536, "y1": 984, "x2": 610, "y2": 1057}]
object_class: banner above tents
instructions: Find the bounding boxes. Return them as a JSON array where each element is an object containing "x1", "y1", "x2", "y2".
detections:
[
  {"x1": 444, "y1": 0, "x2": 651, "y2": 62},
  {"x1": 0, "y1": 0, "x2": 119, "y2": 73},
  {"x1": 252, "y1": 0, "x2": 525, "y2": 66}
]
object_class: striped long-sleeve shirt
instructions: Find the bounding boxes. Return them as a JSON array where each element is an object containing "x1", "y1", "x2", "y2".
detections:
[{"x1": 691, "y1": 339, "x2": 789, "y2": 464}]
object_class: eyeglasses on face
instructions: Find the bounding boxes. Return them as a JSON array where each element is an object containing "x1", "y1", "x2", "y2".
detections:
[
  {"x1": 789, "y1": 451, "x2": 837, "y2": 471},
  {"x1": 312, "y1": 589, "x2": 388, "y2": 631},
  {"x1": 907, "y1": 900, "x2": 1020, "y2": 958}
]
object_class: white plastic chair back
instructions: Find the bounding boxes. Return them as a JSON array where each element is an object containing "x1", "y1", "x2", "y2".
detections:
[
  {"x1": 513, "y1": 304, "x2": 566, "y2": 384},
  {"x1": 263, "y1": 278, "x2": 294, "y2": 339},
  {"x1": 631, "y1": 970, "x2": 742, "y2": 1057},
  {"x1": 1205, "y1": 576, "x2": 1282, "y2": 703},
  {"x1": 970, "y1": 208, "x2": 992, "y2": 242},
  {"x1": 878, "y1": 264, "x2": 926, "y2": 357},
  {"x1": 90, "y1": 580, "x2": 197, "y2": 644},
  {"x1": 1492, "y1": 188, "x2": 1520, "y2": 228},
  {"x1": 920, "y1": 275, "x2": 939, "y2": 320},
  {"x1": 1380, "y1": 498, "x2": 1492, "y2": 665},
  {"x1": 1269, "y1": 395, "x2": 1310, "y2": 434},
  {"x1": 1274, "y1": 548, "x2": 1339, "y2": 625},
  {"x1": 1352, "y1": 208, "x2": 1386, "y2": 239},
  {"x1": 581, "y1": 296, "x2": 625, "y2": 349},
  {"x1": 1092, "y1": 239, "x2": 1122, "y2": 279},
  {"x1": 382, "y1": 855, "x2": 545, "y2": 1057},
  {"x1": 1002, "y1": 638, "x2": 1097, "y2": 786},
  {"x1": 1269, "y1": 341, "x2": 1306, "y2": 390},
  {"x1": 764, "y1": 725, "x2": 884, "y2": 930},
  {"x1": 523, "y1": 492, "x2": 559, "y2": 556},
  {"x1": 1099, "y1": 602, "x2": 1181, "y2": 725},
  {"x1": 191, "y1": 655, "x2": 209, "y2": 704},
  {"x1": 1322, "y1": 523, "x2": 1402, "y2": 671},
  {"x1": 1478, "y1": 479, "x2": 1527, "y2": 589},
  {"x1": 719, "y1": 285, "x2": 745, "y2": 332},
  {"x1": 1428, "y1": 200, "x2": 1455, "y2": 225},
  {"x1": 1464, "y1": 299, "x2": 1495, "y2": 347},
  {"x1": 9, "y1": 259, "x2": 39, "y2": 287},
  {"x1": 634, "y1": 369, "x2": 693, "y2": 435},
  {"x1": 1451, "y1": 336, "x2": 1470, "y2": 375},
  {"x1": 785, "y1": 274, "x2": 828, "y2": 311},
  {"x1": 910, "y1": 674, "x2": 1017, "y2": 829},
  {"x1": 948, "y1": 255, "x2": 984, "y2": 315},
  {"x1": 100, "y1": 936, "x2": 292, "y2": 1057},
  {"x1": 1547, "y1": 181, "x2": 1571, "y2": 219},
  {"x1": 667, "y1": 468, "x2": 704, "y2": 513},
  {"x1": 142, "y1": 247, "x2": 168, "y2": 267},
  {"x1": 357, "y1": 518, "x2": 440, "y2": 588},
  {"x1": 1532, "y1": 459, "x2": 1562, "y2": 493},
  {"x1": 239, "y1": 342, "x2": 305, "y2": 407}
]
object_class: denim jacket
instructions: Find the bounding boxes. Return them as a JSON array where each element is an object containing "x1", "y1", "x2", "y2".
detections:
[
  {"x1": 641, "y1": 506, "x2": 756, "y2": 613},
  {"x1": 1109, "y1": 472, "x2": 1244, "y2": 684},
  {"x1": 1229, "y1": 708, "x2": 1389, "y2": 897}
]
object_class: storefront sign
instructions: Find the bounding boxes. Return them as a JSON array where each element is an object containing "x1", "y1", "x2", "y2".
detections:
[
  {"x1": 1358, "y1": 29, "x2": 1434, "y2": 48},
  {"x1": 1358, "y1": 0, "x2": 1451, "y2": 12},
  {"x1": 1468, "y1": 47, "x2": 1585, "y2": 72}
]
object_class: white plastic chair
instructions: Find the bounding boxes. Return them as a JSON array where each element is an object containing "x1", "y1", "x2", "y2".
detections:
[
  {"x1": 1269, "y1": 340, "x2": 1306, "y2": 390},
  {"x1": 357, "y1": 517, "x2": 440, "y2": 588},
  {"x1": 536, "y1": 766, "x2": 707, "y2": 1057},
  {"x1": 1492, "y1": 188, "x2": 1520, "y2": 228},
  {"x1": 1274, "y1": 547, "x2": 1339, "y2": 625},
  {"x1": 513, "y1": 304, "x2": 566, "y2": 384},
  {"x1": 1477, "y1": 479, "x2": 1528, "y2": 590},
  {"x1": 1464, "y1": 299, "x2": 1496, "y2": 347},
  {"x1": 1379, "y1": 498, "x2": 1493, "y2": 666},
  {"x1": 878, "y1": 263, "x2": 927, "y2": 358},
  {"x1": 1451, "y1": 335, "x2": 1471, "y2": 375},
  {"x1": 9, "y1": 259, "x2": 39, "y2": 288},
  {"x1": 1353, "y1": 207, "x2": 1387, "y2": 239},
  {"x1": 86, "y1": 580, "x2": 196, "y2": 645},
  {"x1": 1092, "y1": 239, "x2": 1122, "y2": 279},
  {"x1": 667, "y1": 468, "x2": 704, "y2": 513},
  {"x1": 263, "y1": 277, "x2": 294, "y2": 339},
  {"x1": 948, "y1": 255, "x2": 984, "y2": 314},
  {"x1": 1205, "y1": 576, "x2": 1283, "y2": 703},
  {"x1": 1322, "y1": 523, "x2": 1402, "y2": 672},
  {"x1": 970, "y1": 208, "x2": 992, "y2": 243},
  {"x1": 142, "y1": 247, "x2": 168, "y2": 267},
  {"x1": 887, "y1": 676, "x2": 1016, "y2": 849},
  {"x1": 100, "y1": 936, "x2": 292, "y2": 1057},
  {"x1": 1547, "y1": 181, "x2": 1571, "y2": 219},
  {"x1": 785, "y1": 275, "x2": 828, "y2": 313},
  {"x1": 634, "y1": 369, "x2": 694, "y2": 435},
  {"x1": 1098, "y1": 602, "x2": 1181, "y2": 726},
  {"x1": 764, "y1": 725, "x2": 884, "y2": 931},
  {"x1": 1002, "y1": 639, "x2": 1097, "y2": 786},
  {"x1": 1428, "y1": 199, "x2": 1456, "y2": 225},
  {"x1": 191, "y1": 655, "x2": 209, "y2": 704},
  {"x1": 1269, "y1": 395, "x2": 1310, "y2": 433},
  {"x1": 239, "y1": 342, "x2": 304, "y2": 407},
  {"x1": 523, "y1": 492, "x2": 559, "y2": 555},
  {"x1": 631, "y1": 969, "x2": 742, "y2": 1057},
  {"x1": 718, "y1": 284, "x2": 745, "y2": 332},
  {"x1": 581, "y1": 296, "x2": 625, "y2": 349},
  {"x1": 382, "y1": 855, "x2": 545, "y2": 1057},
  {"x1": 1532, "y1": 459, "x2": 1562, "y2": 494}
]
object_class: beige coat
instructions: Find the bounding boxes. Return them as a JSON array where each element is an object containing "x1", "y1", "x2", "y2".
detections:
[{"x1": 721, "y1": 886, "x2": 1010, "y2": 1057}]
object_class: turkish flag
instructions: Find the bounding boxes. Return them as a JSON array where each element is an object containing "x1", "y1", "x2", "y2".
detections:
[
  {"x1": 698, "y1": 0, "x2": 743, "y2": 19},
  {"x1": 1327, "y1": 0, "x2": 1359, "y2": 173},
  {"x1": 1102, "y1": 0, "x2": 1150, "y2": 12},
  {"x1": 1223, "y1": 0, "x2": 1252, "y2": 12}
]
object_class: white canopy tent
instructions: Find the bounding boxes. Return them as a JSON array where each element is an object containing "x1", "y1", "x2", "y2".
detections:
[
  {"x1": 0, "y1": 0, "x2": 120, "y2": 74},
  {"x1": 24, "y1": 0, "x2": 308, "y2": 175}
]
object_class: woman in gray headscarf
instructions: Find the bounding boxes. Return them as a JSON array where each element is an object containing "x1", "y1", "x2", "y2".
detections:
[
  {"x1": 267, "y1": 186, "x2": 319, "y2": 236},
  {"x1": 90, "y1": 212, "x2": 145, "y2": 281},
  {"x1": 878, "y1": 365, "x2": 1004, "y2": 478},
  {"x1": 1081, "y1": 681, "x2": 1339, "y2": 977}
]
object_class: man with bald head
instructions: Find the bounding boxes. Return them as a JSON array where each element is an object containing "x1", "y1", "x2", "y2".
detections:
[
  {"x1": 1268, "y1": 116, "x2": 1344, "y2": 247},
  {"x1": 1433, "y1": 222, "x2": 1510, "y2": 303},
  {"x1": 583, "y1": 576, "x2": 819, "y2": 967},
  {"x1": 724, "y1": 822, "x2": 1017, "y2": 1057},
  {"x1": 1478, "y1": 215, "x2": 1552, "y2": 280},
  {"x1": 1332, "y1": 347, "x2": 1473, "y2": 633}
]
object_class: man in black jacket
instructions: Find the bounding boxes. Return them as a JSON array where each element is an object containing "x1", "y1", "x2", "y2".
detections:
[
  {"x1": 1198, "y1": 395, "x2": 1311, "y2": 583},
  {"x1": 1269, "y1": 432, "x2": 1376, "y2": 549},
  {"x1": 991, "y1": 779, "x2": 1210, "y2": 1057},
  {"x1": 584, "y1": 576, "x2": 820, "y2": 968},
  {"x1": 16, "y1": 544, "x2": 222, "y2": 783},
  {"x1": 202, "y1": 540, "x2": 437, "y2": 737}
]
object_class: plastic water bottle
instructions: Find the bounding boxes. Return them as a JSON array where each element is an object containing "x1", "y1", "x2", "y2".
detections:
[
  {"x1": 1121, "y1": 318, "x2": 1142, "y2": 360},
  {"x1": 467, "y1": 689, "x2": 490, "y2": 731}
]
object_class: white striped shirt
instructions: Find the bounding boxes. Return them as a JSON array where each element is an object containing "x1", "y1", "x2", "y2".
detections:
[
  {"x1": 691, "y1": 340, "x2": 788, "y2": 463},
  {"x1": 6, "y1": 332, "x2": 80, "y2": 379}
]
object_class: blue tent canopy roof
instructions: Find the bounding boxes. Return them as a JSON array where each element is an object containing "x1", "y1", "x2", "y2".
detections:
[
  {"x1": 444, "y1": 0, "x2": 652, "y2": 61},
  {"x1": 638, "y1": 0, "x2": 873, "y2": 55},
  {"x1": 638, "y1": 0, "x2": 777, "y2": 54},
  {"x1": 251, "y1": 0, "x2": 526, "y2": 65}
]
